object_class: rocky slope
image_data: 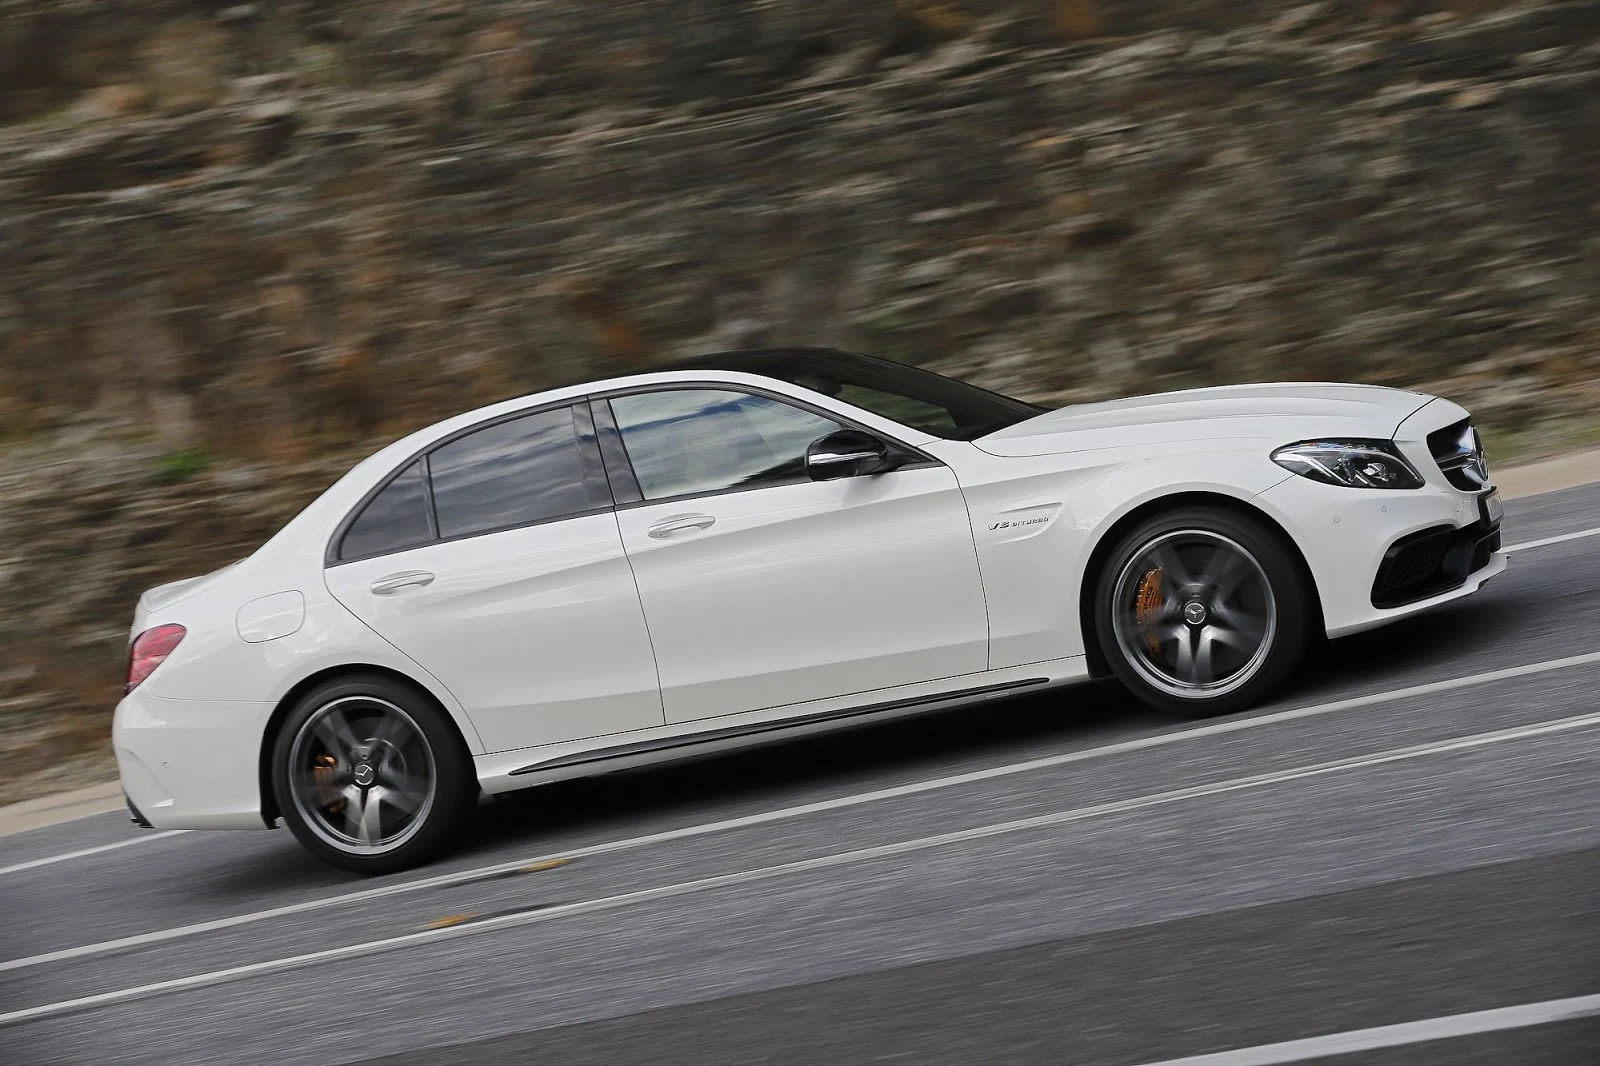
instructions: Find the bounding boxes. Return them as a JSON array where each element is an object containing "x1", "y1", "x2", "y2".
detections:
[{"x1": 2, "y1": 0, "x2": 1597, "y2": 801}]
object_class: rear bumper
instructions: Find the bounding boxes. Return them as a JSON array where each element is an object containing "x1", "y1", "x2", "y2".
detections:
[{"x1": 113, "y1": 687, "x2": 274, "y2": 831}]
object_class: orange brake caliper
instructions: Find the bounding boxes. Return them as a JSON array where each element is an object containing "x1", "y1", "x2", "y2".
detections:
[
  {"x1": 313, "y1": 753, "x2": 343, "y2": 812},
  {"x1": 1134, "y1": 567, "x2": 1164, "y2": 659}
]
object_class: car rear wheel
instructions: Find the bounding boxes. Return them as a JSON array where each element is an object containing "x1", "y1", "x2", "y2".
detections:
[
  {"x1": 272, "y1": 674, "x2": 476, "y2": 875},
  {"x1": 1095, "y1": 507, "x2": 1312, "y2": 718}
]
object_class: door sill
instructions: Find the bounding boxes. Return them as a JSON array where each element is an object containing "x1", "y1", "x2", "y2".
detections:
[{"x1": 506, "y1": 677, "x2": 1050, "y2": 777}]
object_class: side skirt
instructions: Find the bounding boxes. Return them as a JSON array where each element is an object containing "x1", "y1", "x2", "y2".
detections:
[{"x1": 505, "y1": 677, "x2": 1051, "y2": 778}]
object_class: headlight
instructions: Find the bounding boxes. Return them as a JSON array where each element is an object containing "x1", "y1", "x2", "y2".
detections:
[{"x1": 1271, "y1": 440, "x2": 1424, "y2": 489}]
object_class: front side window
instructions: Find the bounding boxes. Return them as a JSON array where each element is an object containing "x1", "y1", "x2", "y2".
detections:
[
  {"x1": 429, "y1": 406, "x2": 602, "y2": 539},
  {"x1": 339, "y1": 461, "x2": 433, "y2": 561},
  {"x1": 609, "y1": 389, "x2": 846, "y2": 501}
]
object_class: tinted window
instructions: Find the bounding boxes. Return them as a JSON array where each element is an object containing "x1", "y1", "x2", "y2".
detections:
[
  {"x1": 429, "y1": 406, "x2": 600, "y2": 539},
  {"x1": 666, "y1": 349, "x2": 1044, "y2": 440},
  {"x1": 610, "y1": 389, "x2": 845, "y2": 501},
  {"x1": 340, "y1": 461, "x2": 433, "y2": 561}
]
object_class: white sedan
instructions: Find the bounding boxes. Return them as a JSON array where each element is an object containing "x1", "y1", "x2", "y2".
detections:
[{"x1": 114, "y1": 348, "x2": 1505, "y2": 872}]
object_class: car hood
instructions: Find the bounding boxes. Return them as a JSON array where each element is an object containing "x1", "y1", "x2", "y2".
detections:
[{"x1": 975, "y1": 382, "x2": 1434, "y2": 457}]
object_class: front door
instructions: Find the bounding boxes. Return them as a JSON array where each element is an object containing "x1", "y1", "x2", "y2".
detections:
[
  {"x1": 324, "y1": 404, "x2": 663, "y2": 753},
  {"x1": 601, "y1": 386, "x2": 989, "y2": 724}
]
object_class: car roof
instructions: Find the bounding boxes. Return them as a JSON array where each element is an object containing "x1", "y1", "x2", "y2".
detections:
[{"x1": 656, "y1": 346, "x2": 902, "y2": 377}]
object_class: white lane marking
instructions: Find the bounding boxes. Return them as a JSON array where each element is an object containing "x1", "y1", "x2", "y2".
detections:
[
  {"x1": 0, "y1": 832, "x2": 189, "y2": 878},
  {"x1": 7, "y1": 647, "x2": 1600, "y2": 976},
  {"x1": 5, "y1": 709, "x2": 1599, "y2": 1028},
  {"x1": 1128, "y1": 992, "x2": 1600, "y2": 1065},
  {"x1": 1503, "y1": 525, "x2": 1600, "y2": 553}
]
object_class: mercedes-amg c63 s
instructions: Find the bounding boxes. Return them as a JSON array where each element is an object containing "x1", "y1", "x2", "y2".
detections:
[{"x1": 115, "y1": 348, "x2": 1504, "y2": 872}]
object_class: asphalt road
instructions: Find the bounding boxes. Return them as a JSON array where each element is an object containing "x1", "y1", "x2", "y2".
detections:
[{"x1": 3, "y1": 484, "x2": 1599, "y2": 1066}]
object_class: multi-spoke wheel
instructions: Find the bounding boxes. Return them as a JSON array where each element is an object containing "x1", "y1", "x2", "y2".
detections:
[
  {"x1": 272, "y1": 675, "x2": 475, "y2": 874},
  {"x1": 1095, "y1": 507, "x2": 1312, "y2": 717}
]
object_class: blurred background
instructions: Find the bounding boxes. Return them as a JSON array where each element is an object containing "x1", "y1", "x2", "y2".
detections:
[{"x1": 1, "y1": 0, "x2": 1596, "y2": 803}]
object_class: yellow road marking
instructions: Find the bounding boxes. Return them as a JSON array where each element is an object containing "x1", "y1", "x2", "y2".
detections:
[
  {"x1": 420, "y1": 914, "x2": 478, "y2": 930},
  {"x1": 518, "y1": 857, "x2": 571, "y2": 873}
]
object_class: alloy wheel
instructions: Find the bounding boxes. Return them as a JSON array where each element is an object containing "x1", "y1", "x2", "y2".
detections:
[
  {"x1": 286, "y1": 696, "x2": 437, "y2": 855},
  {"x1": 1110, "y1": 529, "x2": 1278, "y2": 699}
]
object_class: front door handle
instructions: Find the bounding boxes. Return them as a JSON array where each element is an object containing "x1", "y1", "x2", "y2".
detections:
[
  {"x1": 370, "y1": 570, "x2": 435, "y2": 595},
  {"x1": 647, "y1": 513, "x2": 716, "y2": 539}
]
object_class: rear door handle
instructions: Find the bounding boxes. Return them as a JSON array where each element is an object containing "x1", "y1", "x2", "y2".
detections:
[
  {"x1": 647, "y1": 514, "x2": 716, "y2": 539},
  {"x1": 370, "y1": 570, "x2": 435, "y2": 595}
]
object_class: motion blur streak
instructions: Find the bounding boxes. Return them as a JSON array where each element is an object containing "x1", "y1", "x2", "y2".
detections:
[
  {"x1": 6, "y1": 708, "x2": 1597, "y2": 1029},
  {"x1": 1129, "y1": 993, "x2": 1600, "y2": 1066},
  {"x1": 9, "y1": 648, "x2": 1600, "y2": 977}
]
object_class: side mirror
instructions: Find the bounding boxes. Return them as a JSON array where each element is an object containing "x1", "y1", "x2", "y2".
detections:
[{"x1": 805, "y1": 430, "x2": 893, "y2": 481}]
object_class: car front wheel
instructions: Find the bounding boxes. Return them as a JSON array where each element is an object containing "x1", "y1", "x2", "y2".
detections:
[
  {"x1": 1095, "y1": 507, "x2": 1312, "y2": 718},
  {"x1": 272, "y1": 674, "x2": 476, "y2": 875}
]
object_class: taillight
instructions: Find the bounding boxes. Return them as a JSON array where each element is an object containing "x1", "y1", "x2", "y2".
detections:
[{"x1": 127, "y1": 624, "x2": 186, "y2": 693}]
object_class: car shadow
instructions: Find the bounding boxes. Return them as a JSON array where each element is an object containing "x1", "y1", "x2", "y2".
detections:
[
  {"x1": 460, "y1": 676, "x2": 1148, "y2": 853},
  {"x1": 223, "y1": 579, "x2": 1537, "y2": 887}
]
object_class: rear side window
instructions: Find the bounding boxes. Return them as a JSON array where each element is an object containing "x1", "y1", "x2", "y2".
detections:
[
  {"x1": 339, "y1": 461, "x2": 433, "y2": 561},
  {"x1": 429, "y1": 406, "x2": 602, "y2": 539}
]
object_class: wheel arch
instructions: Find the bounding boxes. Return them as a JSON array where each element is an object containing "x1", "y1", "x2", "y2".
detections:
[
  {"x1": 1076, "y1": 490, "x2": 1325, "y2": 678},
  {"x1": 257, "y1": 663, "x2": 474, "y2": 828}
]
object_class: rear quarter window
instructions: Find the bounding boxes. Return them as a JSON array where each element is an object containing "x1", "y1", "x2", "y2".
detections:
[{"x1": 338, "y1": 461, "x2": 434, "y2": 561}]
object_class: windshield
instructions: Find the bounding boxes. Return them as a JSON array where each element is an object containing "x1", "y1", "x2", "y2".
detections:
[{"x1": 666, "y1": 349, "x2": 1046, "y2": 441}]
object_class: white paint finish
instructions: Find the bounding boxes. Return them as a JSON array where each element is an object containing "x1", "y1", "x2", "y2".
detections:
[
  {"x1": 1504, "y1": 525, "x2": 1600, "y2": 553},
  {"x1": 613, "y1": 464, "x2": 988, "y2": 723},
  {"x1": 7, "y1": 709, "x2": 1598, "y2": 1028},
  {"x1": 20, "y1": 649, "x2": 1600, "y2": 976},
  {"x1": 977, "y1": 382, "x2": 1431, "y2": 457},
  {"x1": 1251, "y1": 465, "x2": 1502, "y2": 639},
  {"x1": 234, "y1": 591, "x2": 305, "y2": 643},
  {"x1": 0, "y1": 832, "x2": 188, "y2": 878},
  {"x1": 114, "y1": 692, "x2": 277, "y2": 830},
  {"x1": 476, "y1": 660, "x2": 1083, "y2": 790},
  {"x1": 109, "y1": 362, "x2": 1506, "y2": 841},
  {"x1": 931, "y1": 438, "x2": 1296, "y2": 668},
  {"x1": 324, "y1": 513, "x2": 663, "y2": 753},
  {"x1": 1127, "y1": 994, "x2": 1600, "y2": 1066}
]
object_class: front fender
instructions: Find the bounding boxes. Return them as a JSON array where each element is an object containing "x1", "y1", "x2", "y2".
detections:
[{"x1": 927, "y1": 440, "x2": 1293, "y2": 669}]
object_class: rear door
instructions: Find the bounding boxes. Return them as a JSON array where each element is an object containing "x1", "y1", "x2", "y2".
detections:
[
  {"x1": 599, "y1": 386, "x2": 990, "y2": 725},
  {"x1": 324, "y1": 403, "x2": 664, "y2": 754}
]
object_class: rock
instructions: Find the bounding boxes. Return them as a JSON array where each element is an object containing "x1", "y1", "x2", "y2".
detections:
[
  {"x1": 139, "y1": 21, "x2": 231, "y2": 115},
  {"x1": 464, "y1": 20, "x2": 538, "y2": 111},
  {"x1": 239, "y1": 98, "x2": 299, "y2": 164},
  {"x1": 217, "y1": 5, "x2": 260, "y2": 26},
  {"x1": 1449, "y1": 83, "x2": 1501, "y2": 108},
  {"x1": 71, "y1": 83, "x2": 150, "y2": 122}
]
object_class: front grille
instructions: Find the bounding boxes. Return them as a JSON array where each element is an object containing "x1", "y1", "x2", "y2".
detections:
[
  {"x1": 1371, "y1": 519, "x2": 1500, "y2": 609},
  {"x1": 1427, "y1": 418, "x2": 1490, "y2": 491}
]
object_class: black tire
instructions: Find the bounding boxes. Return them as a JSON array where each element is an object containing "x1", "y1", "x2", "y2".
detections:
[
  {"x1": 272, "y1": 673, "x2": 477, "y2": 875},
  {"x1": 1093, "y1": 506, "x2": 1312, "y2": 718}
]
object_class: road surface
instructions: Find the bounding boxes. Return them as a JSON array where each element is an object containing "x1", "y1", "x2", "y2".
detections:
[{"x1": 3, "y1": 484, "x2": 1598, "y2": 1065}]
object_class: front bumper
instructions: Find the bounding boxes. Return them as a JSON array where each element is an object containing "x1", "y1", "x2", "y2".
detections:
[
  {"x1": 1254, "y1": 475, "x2": 1506, "y2": 639},
  {"x1": 113, "y1": 687, "x2": 275, "y2": 831}
]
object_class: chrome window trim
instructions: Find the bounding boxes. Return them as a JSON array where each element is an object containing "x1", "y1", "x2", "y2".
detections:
[{"x1": 325, "y1": 400, "x2": 612, "y2": 568}]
